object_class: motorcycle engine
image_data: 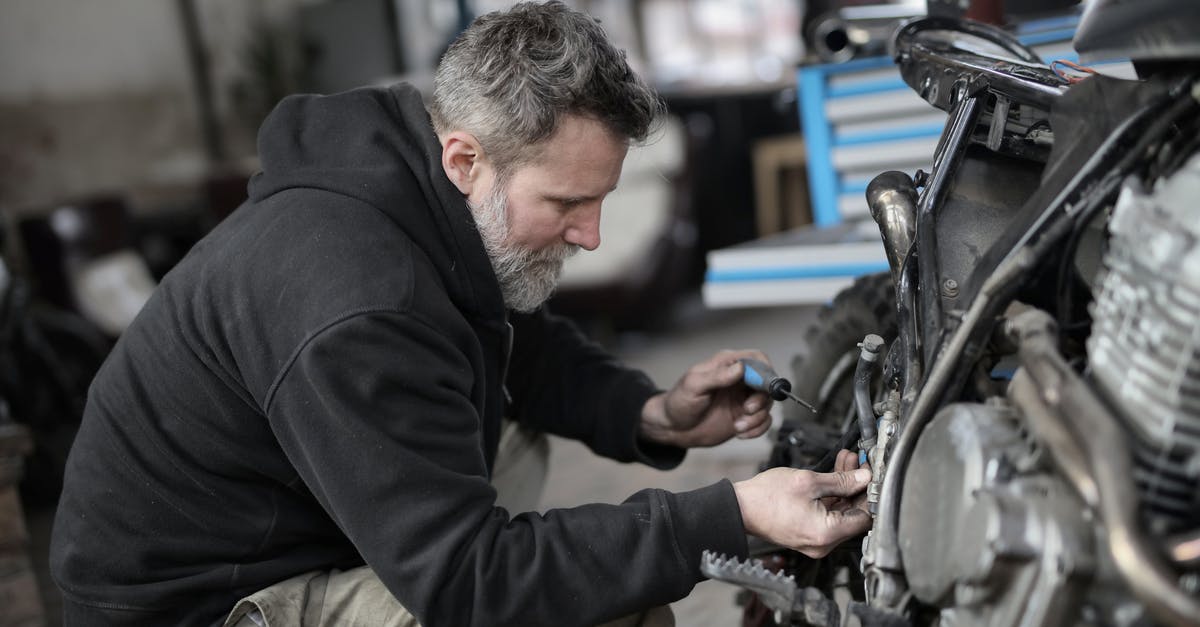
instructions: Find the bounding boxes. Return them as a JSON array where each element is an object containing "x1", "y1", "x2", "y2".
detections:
[
  {"x1": 1087, "y1": 152, "x2": 1200, "y2": 532},
  {"x1": 895, "y1": 154, "x2": 1200, "y2": 626},
  {"x1": 898, "y1": 401, "x2": 1096, "y2": 625}
]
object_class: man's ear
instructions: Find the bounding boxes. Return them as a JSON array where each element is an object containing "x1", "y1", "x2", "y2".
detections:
[{"x1": 440, "y1": 131, "x2": 491, "y2": 196}]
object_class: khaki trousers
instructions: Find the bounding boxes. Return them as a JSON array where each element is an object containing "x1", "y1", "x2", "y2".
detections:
[{"x1": 223, "y1": 421, "x2": 674, "y2": 627}]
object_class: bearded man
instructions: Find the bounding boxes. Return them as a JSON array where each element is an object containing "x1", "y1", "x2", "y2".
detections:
[{"x1": 50, "y1": 3, "x2": 871, "y2": 626}]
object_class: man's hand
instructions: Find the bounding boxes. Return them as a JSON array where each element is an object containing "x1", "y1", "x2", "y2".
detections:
[
  {"x1": 733, "y1": 452, "x2": 872, "y2": 558},
  {"x1": 639, "y1": 350, "x2": 774, "y2": 448}
]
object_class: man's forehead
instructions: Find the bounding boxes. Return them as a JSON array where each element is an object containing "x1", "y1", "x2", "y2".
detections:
[{"x1": 509, "y1": 120, "x2": 628, "y2": 191}]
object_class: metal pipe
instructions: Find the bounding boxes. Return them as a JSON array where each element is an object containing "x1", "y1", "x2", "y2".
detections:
[
  {"x1": 1008, "y1": 370, "x2": 1099, "y2": 509},
  {"x1": 916, "y1": 91, "x2": 983, "y2": 366},
  {"x1": 892, "y1": 17, "x2": 1066, "y2": 112},
  {"x1": 907, "y1": 46, "x2": 1066, "y2": 109},
  {"x1": 1008, "y1": 309, "x2": 1200, "y2": 627},
  {"x1": 866, "y1": 171, "x2": 918, "y2": 290},
  {"x1": 811, "y1": 2, "x2": 924, "y2": 64},
  {"x1": 895, "y1": 248, "x2": 922, "y2": 411},
  {"x1": 853, "y1": 335, "x2": 885, "y2": 459}
]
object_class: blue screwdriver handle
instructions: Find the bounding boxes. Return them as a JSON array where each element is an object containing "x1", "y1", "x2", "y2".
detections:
[
  {"x1": 739, "y1": 358, "x2": 783, "y2": 396},
  {"x1": 740, "y1": 359, "x2": 768, "y2": 388}
]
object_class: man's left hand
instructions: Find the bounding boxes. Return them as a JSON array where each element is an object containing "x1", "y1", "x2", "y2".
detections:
[{"x1": 639, "y1": 350, "x2": 774, "y2": 448}]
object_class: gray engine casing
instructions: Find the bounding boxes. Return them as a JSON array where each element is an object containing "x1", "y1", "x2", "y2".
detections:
[
  {"x1": 899, "y1": 401, "x2": 1095, "y2": 626},
  {"x1": 1088, "y1": 153, "x2": 1200, "y2": 530}
]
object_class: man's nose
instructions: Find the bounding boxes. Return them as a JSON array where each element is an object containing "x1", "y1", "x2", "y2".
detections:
[{"x1": 564, "y1": 205, "x2": 601, "y2": 251}]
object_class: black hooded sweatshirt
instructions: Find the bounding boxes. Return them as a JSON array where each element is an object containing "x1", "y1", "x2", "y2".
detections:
[{"x1": 49, "y1": 84, "x2": 748, "y2": 626}]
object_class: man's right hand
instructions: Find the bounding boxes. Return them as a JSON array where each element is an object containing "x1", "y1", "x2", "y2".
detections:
[{"x1": 732, "y1": 452, "x2": 872, "y2": 558}]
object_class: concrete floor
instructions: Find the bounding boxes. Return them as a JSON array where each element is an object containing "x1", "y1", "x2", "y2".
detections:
[{"x1": 25, "y1": 296, "x2": 822, "y2": 626}]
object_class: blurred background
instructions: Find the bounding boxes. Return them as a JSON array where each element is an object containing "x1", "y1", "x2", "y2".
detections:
[
  {"x1": 0, "y1": 0, "x2": 1084, "y2": 624},
  {"x1": 0, "y1": 0, "x2": 818, "y2": 335}
]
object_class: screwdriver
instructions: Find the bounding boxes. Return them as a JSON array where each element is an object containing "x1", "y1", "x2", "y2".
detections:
[{"x1": 738, "y1": 358, "x2": 817, "y2": 413}]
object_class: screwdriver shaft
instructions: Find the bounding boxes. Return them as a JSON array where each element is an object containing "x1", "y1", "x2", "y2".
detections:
[{"x1": 784, "y1": 391, "x2": 817, "y2": 413}]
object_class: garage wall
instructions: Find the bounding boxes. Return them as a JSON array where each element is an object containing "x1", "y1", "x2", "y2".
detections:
[
  {"x1": 0, "y1": 0, "x2": 301, "y2": 216},
  {"x1": 0, "y1": 0, "x2": 656, "y2": 217}
]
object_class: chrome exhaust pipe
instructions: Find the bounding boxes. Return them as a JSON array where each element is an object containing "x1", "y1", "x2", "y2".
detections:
[{"x1": 866, "y1": 171, "x2": 918, "y2": 287}]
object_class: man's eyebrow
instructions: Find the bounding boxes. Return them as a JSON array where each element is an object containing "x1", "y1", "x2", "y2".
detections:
[{"x1": 543, "y1": 185, "x2": 619, "y2": 204}]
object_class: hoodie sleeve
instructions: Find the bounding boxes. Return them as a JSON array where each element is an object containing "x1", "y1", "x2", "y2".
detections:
[
  {"x1": 505, "y1": 308, "x2": 686, "y2": 468},
  {"x1": 264, "y1": 310, "x2": 748, "y2": 627}
]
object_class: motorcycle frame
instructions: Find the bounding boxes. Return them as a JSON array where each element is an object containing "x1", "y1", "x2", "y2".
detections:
[{"x1": 862, "y1": 16, "x2": 1200, "y2": 621}]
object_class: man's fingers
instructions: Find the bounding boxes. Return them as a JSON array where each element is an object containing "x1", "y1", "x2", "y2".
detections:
[
  {"x1": 797, "y1": 504, "x2": 873, "y2": 558},
  {"x1": 686, "y1": 349, "x2": 774, "y2": 394},
  {"x1": 810, "y1": 468, "x2": 871, "y2": 499},
  {"x1": 735, "y1": 389, "x2": 770, "y2": 417},
  {"x1": 834, "y1": 449, "x2": 857, "y2": 473},
  {"x1": 828, "y1": 494, "x2": 870, "y2": 513},
  {"x1": 733, "y1": 392, "x2": 772, "y2": 438},
  {"x1": 826, "y1": 504, "x2": 873, "y2": 537},
  {"x1": 740, "y1": 391, "x2": 770, "y2": 416},
  {"x1": 834, "y1": 449, "x2": 849, "y2": 473},
  {"x1": 735, "y1": 411, "x2": 773, "y2": 439}
]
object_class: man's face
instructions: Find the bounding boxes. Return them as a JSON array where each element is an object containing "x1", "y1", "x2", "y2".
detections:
[{"x1": 469, "y1": 115, "x2": 628, "y2": 312}]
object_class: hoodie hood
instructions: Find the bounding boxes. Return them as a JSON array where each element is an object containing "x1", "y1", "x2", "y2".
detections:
[{"x1": 248, "y1": 83, "x2": 504, "y2": 323}]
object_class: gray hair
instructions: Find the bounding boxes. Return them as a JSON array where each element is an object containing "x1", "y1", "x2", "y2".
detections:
[{"x1": 429, "y1": 1, "x2": 663, "y2": 178}]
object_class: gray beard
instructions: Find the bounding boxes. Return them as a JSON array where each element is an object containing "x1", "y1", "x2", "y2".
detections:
[{"x1": 468, "y1": 185, "x2": 579, "y2": 313}]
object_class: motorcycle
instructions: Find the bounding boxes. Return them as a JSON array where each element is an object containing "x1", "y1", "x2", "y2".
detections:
[{"x1": 704, "y1": 2, "x2": 1200, "y2": 626}]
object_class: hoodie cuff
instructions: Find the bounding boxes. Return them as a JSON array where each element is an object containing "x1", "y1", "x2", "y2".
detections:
[
  {"x1": 595, "y1": 370, "x2": 686, "y2": 468},
  {"x1": 634, "y1": 437, "x2": 686, "y2": 470},
  {"x1": 663, "y1": 479, "x2": 749, "y2": 582},
  {"x1": 623, "y1": 385, "x2": 686, "y2": 470}
]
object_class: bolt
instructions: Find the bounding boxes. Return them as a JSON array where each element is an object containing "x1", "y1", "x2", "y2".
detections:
[
  {"x1": 1043, "y1": 387, "x2": 1060, "y2": 405},
  {"x1": 942, "y1": 279, "x2": 959, "y2": 298},
  {"x1": 920, "y1": 76, "x2": 934, "y2": 99},
  {"x1": 860, "y1": 334, "x2": 885, "y2": 353},
  {"x1": 885, "y1": 422, "x2": 896, "y2": 437},
  {"x1": 914, "y1": 169, "x2": 929, "y2": 187}
]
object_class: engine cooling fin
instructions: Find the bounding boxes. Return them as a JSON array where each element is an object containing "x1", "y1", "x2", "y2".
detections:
[{"x1": 1088, "y1": 153, "x2": 1200, "y2": 531}]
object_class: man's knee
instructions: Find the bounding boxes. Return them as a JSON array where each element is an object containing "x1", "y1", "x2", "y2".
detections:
[
  {"x1": 224, "y1": 565, "x2": 675, "y2": 627},
  {"x1": 222, "y1": 566, "x2": 418, "y2": 627},
  {"x1": 597, "y1": 604, "x2": 676, "y2": 627}
]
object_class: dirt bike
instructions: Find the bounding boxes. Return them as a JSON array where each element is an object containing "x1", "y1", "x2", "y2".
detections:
[{"x1": 703, "y1": 3, "x2": 1200, "y2": 626}]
